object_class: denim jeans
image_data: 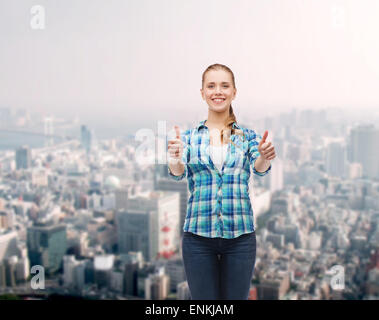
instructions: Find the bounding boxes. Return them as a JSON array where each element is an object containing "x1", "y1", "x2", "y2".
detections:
[{"x1": 181, "y1": 231, "x2": 256, "y2": 300}]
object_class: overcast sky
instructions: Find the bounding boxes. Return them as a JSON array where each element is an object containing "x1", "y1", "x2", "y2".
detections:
[{"x1": 0, "y1": 0, "x2": 378, "y2": 132}]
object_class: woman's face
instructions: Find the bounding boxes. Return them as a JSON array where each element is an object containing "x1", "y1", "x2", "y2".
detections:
[{"x1": 201, "y1": 69, "x2": 236, "y2": 113}]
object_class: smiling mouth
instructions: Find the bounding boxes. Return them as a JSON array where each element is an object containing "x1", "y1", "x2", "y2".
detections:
[{"x1": 212, "y1": 98, "x2": 226, "y2": 103}]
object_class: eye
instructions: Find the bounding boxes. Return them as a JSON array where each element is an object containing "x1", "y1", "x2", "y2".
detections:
[
  {"x1": 208, "y1": 85, "x2": 214, "y2": 88},
  {"x1": 223, "y1": 85, "x2": 229, "y2": 88}
]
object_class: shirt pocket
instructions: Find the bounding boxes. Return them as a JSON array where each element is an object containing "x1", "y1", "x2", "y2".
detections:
[
  {"x1": 189, "y1": 143, "x2": 211, "y2": 168},
  {"x1": 224, "y1": 140, "x2": 248, "y2": 173}
]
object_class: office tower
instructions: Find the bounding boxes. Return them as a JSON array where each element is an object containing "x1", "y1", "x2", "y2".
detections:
[
  {"x1": 365, "y1": 268, "x2": 379, "y2": 296},
  {"x1": 257, "y1": 271, "x2": 290, "y2": 300},
  {"x1": 250, "y1": 187, "x2": 271, "y2": 227},
  {"x1": 154, "y1": 164, "x2": 169, "y2": 182},
  {"x1": 115, "y1": 188, "x2": 129, "y2": 210},
  {"x1": 346, "y1": 162, "x2": 363, "y2": 179},
  {"x1": 0, "y1": 254, "x2": 28, "y2": 287},
  {"x1": 176, "y1": 281, "x2": 191, "y2": 300},
  {"x1": 84, "y1": 260, "x2": 95, "y2": 284},
  {"x1": 326, "y1": 142, "x2": 347, "y2": 178},
  {"x1": 137, "y1": 264, "x2": 156, "y2": 298},
  {"x1": 27, "y1": 222, "x2": 67, "y2": 275},
  {"x1": 78, "y1": 193, "x2": 88, "y2": 209},
  {"x1": 0, "y1": 262, "x2": 6, "y2": 286},
  {"x1": 348, "y1": 125, "x2": 379, "y2": 179},
  {"x1": 269, "y1": 158, "x2": 284, "y2": 193},
  {"x1": 155, "y1": 169, "x2": 188, "y2": 238},
  {"x1": 123, "y1": 256, "x2": 139, "y2": 296},
  {"x1": 94, "y1": 254, "x2": 114, "y2": 289},
  {"x1": 110, "y1": 269, "x2": 124, "y2": 293},
  {"x1": 164, "y1": 257, "x2": 187, "y2": 292},
  {"x1": 15, "y1": 145, "x2": 32, "y2": 170},
  {"x1": 15, "y1": 256, "x2": 30, "y2": 283},
  {"x1": 80, "y1": 125, "x2": 94, "y2": 153},
  {"x1": 0, "y1": 210, "x2": 12, "y2": 230},
  {"x1": 43, "y1": 117, "x2": 54, "y2": 147},
  {"x1": 271, "y1": 197, "x2": 291, "y2": 216},
  {"x1": 4, "y1": 256, "x2": 18, "y2": 287},
  {"x1": 116, "y1": 191, "x2": 180, "y2": 262},
  {"x1": 266, "y1": 233, "x2": 285, "y2": 249},
  {"x1": 284, "y1": 225, "x2": 301, "y2": 249},
  {"x1": 0, "y1": 230, "x2": 18, "y2": 261},
  {"x1": 102, "y1": 193, "x2": 116, "y2": 210},
  {"x1": 31, "y1": 169, "x2": 49, "y2": 187},
  {"x1": 118, "y1": 252, "x2": 143, "y2": 297},
  {"x1": 307, "y1": 231, "x2": 322, "y2": 250},
  {"x1": 63, "y1": 255, "x2": 86, "y2": 291},
  {"x1": 145, "y1": 266, "x2": 170, "y2": 300}
]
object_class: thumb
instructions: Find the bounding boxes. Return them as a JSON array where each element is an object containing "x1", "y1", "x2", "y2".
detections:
[
  {"x1": 259, "y1": 130, "x2": 268, "y2": 146},
  {"x1": 174, "y1": 125, "x2": 181, "y2": 139}
]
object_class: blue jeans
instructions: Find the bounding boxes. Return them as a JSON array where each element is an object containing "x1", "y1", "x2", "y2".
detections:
[{"x1": 181, "y1": 231, "x2": 256, "y2": 300}]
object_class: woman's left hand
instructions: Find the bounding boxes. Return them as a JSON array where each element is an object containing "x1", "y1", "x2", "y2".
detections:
[{"x1": 258, "y1": 130, "x2": 276, "y2": 161}]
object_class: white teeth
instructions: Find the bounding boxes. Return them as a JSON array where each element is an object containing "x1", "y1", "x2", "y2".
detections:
[{"x1": 213, "y1": 99, "x2": 225, "y2": 102}]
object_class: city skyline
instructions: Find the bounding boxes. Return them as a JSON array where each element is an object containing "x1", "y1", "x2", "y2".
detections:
[
  {"x1": 1, "y1": 0, "x2": 379, "y2": 131},
  {"x1": 1, "y1": 102, "x2": 379, "y2": 300}
]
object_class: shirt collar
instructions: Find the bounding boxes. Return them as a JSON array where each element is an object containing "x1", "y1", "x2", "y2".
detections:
[{"x1": 196, "y1": 119, "x2": 241, "y2": 131}]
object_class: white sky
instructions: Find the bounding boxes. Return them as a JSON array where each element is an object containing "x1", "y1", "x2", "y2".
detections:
[{"x1": 0, "y1": 0, "x2": 378, "y2": 131}]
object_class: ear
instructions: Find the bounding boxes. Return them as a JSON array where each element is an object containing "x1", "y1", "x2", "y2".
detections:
[
  {"x1": 232, "y1": 88, "x2": 237, "y2": 100},
  {"x1": 200, "y1": 88, "x2": 205, "y2": 100}
]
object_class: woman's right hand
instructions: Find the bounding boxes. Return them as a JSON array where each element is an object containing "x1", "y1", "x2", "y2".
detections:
[{"x1": 167, "y1": 125, "x2": 184, "y2": 164}]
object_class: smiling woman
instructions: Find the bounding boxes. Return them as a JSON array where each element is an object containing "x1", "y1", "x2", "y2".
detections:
[{"x1": 166, "y1": 63, "x2": 275, "y2": 300}]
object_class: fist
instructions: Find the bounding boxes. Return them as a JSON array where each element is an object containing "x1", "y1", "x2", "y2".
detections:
[
  {"x1": 258, "y1": 130, "x2": 276, "y2": 161},
  {"x1": 167, "y1": 125, "x2": 184, "y2": 164}
]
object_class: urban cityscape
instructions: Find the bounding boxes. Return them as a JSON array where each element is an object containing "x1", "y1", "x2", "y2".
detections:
[{"x1": 0, "y1": 106, "x2": 378, "y2": 300}]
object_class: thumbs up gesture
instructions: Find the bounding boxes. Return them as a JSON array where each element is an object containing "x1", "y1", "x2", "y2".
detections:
[
  {"x1": 167, "y1": 125, "x2": 184, "y2": 164},
  {"x1": 258, "y1": 130, "x2": 276, "y2": 161}
]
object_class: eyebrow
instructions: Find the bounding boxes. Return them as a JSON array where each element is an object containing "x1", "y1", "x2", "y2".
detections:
[{"x1": 206, "y1": 82, "x2": 230, "y2": 84}]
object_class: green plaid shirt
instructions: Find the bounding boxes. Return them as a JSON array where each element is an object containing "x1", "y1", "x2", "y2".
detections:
[{"x1": 168, "y1": 119, "x2": 271, "y2": 239}]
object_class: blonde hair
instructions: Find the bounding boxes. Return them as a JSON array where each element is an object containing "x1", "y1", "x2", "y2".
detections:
[{"x1": 202, "y1": 63, "x2": 246, "y2": 147}]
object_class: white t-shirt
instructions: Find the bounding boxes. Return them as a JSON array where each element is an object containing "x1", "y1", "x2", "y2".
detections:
[{"x1": 209, "y1": 144, "x2": 228, "y2": 172}]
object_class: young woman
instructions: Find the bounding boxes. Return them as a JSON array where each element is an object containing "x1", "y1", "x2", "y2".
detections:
[{"x1": 167, "y1": 63, "x2": 276, "y2": 300}]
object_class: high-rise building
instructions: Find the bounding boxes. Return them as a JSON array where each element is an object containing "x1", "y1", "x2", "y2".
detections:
[
  {"x1": 326, "y1": 142, "x2": 347, "y2": 178},
  {"x1": 0, "y1": 230, "x2": 18, "y2": 261},
  {"x1": 164, "y1": 256, "x2": 187, "y2": 292},
  {"x1": 155, "y1": 169, "x2": 188, "y2": 238},
  {"x1": 116, "y1": 191, "x2": 180, "y2": 262},
  {"x1": 365, "y1": 268, "x2": 379, "y2": 296},
  {"x1": 43, "y1": 117, "x2": 54, "y2": 147},
  {"x1": 110, "y1": 269, "x2": 124, "y2": 293},
  {"x1": 115, "y1": 188, "x2": 129, "y2": 211},
  {"x1": 27, "y1": 221, "x2": 67, "y2": 275},
  {"x1": 15, "y1": 145, "x2": 32, "y2": 170},
  {"x1": 63, "y1": 255, "x2": 86, "y2": 291},
  {"x1": 94, "y1": 254, "x2": 114, "y2": 289},
  {"x1": 257, "y1": 271, "x2": 290, "y2": 300},
  {"x1": 348, "y1": 125, "x2": 379, "y2": 179},
  {"x1": 0, "y1": 210, "x2": 13, "y2": 230},
  {"x1": 80, "y1": 125, "x2": 94, "y2": 153},
  {"x1": 4, "y1": 256, "x2": 18, "y2": 287},
  {"x1": 0, "y1": 262, "x2": 6, "y2": 286},
  {"x1": 145, "y1": 266, "x2": 170, "y2": 300},
  {"x1": 269, "y1": 158, "x2": 284, "y2": 193},
  {"x1": 122, "y1": 255, "x2": 139, "y2": 296},
  {"x1": 176, "y1": 281, "x2": 191, "y2": 300}
]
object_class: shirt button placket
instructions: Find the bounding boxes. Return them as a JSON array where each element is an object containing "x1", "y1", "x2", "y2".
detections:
[{"x1": 217, "y1": 177, "x2": 223, "y2": 236}]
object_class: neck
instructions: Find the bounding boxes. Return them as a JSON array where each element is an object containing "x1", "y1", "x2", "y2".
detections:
[{"x1": 206, "y1": 109, "x2": 230, "y2": 129}]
